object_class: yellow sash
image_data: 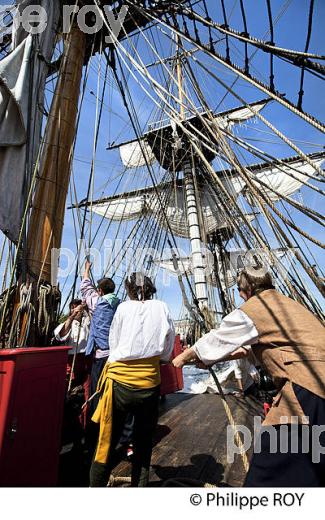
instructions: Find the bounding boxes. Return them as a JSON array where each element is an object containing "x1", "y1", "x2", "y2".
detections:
[{"x1": 92, "y1": 356, "x2": 161, "y2": 464}]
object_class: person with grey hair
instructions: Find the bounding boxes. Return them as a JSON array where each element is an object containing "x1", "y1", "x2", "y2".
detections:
[{"x1": 173, "y1": 266, "x2": 325, "y2": 486}]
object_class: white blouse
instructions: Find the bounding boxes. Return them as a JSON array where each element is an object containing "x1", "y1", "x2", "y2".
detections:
[
  {"x1": 108, "y1": 299, "x2": 175, "y2": 363},
  {"x1": 192, "y1": 309, "x2": 259, "y2": 365},
  {"x1": 54, "y1": 316, "x2": 90, "y2": 355}
]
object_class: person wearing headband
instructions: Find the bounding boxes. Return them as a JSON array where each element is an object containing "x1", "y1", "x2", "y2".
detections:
[{"x1": 173, "y1": 266, "x2": 325, "y2": 486}]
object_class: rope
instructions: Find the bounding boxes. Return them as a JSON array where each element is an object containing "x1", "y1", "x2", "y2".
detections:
[
  {"x1": 265, "y1": 0, "x2": 275, "y2": 91},
  {"x1": 7, "y1": 284, "x2": 35, "y2": 348},
  {"x1": 108, "y1": 476, "x2": 218, "y2": 487},
  {"x1": 239, "y1": 0, "x2": 249, "y2": 74},
  {"x1": 208, "y1": 366, "x2": 250, "y2": 472},
  {"x1": 162, "y1": 477, "x2": 217, "y2": 488},
  {"x1": 38, "y1": 285, "x2": 52, "y2": 337},
  {"x1": 132, "y1": 1, "x2": 325, "y2": 133},
  {"x1": 108, "y1": 475, "x2": 131, "y2": 486},
  {"x1": 219, "y1": 0, "x2": 230, "y2": 60},
  {"x1": 297, "y1": 0, "x2": 314, "y2": 110},
  {"x1": 180, "y1": 3, "x2": 325, "y2": 62},
  {"x1": 37, "y1": 284, "x2": 61, "y2": 339},
  {"x1": 189, "y1": 55, "x2": 325, "y2": 179}
]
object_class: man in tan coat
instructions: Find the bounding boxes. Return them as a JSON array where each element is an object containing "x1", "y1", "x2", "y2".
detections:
[{"x1": 173, "y1": 267, "x2": 325, "y2": 486}]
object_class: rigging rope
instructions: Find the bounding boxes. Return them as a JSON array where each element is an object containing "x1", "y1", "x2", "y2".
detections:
[
  {"x1": 297, "y1": 0, "x2": 314, "y2": 110},
  {"x1": 131, "y1": 0, "x2": 325, "y2": 133}
]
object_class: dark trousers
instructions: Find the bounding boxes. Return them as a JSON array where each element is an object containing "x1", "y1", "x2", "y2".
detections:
[
  {"x1": 88, "y1": 356, "x2": 108, "y2": 417},
  {"x1": 90, "y1": 382, "x2": 160, "y2": 487},
  {"x1": 85, "y1": 357, "x2": 133, "y2": 459},
  {"x1": 66, "y1": 354, "x2": 92, "y2": 430},
  {"x1": 244, "y1": 384, "x2": 325, "y2": 486}
]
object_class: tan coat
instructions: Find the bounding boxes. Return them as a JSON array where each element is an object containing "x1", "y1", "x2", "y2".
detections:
[{"x1": 241, "y1": 289, "x2": 325, "y2": 425}]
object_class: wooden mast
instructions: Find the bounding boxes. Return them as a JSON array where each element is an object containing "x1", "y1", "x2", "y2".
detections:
[{"x1": 26, "y1": 25, "x2": 86, "y2": 283}]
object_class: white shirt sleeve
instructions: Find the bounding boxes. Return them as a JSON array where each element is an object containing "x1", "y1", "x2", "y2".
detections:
[
  {"x1": 192, "y1": 309, "x2": 259, "y2": 366},
  {"x1": 54, "y1": 322, "x2": 70, "y2": 342},
  {"x1": 160, "y1": 307, "x2": 176, "y2": 363}
]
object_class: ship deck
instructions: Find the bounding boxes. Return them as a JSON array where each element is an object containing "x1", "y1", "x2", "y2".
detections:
[{"x1": 59, "y1": 392, "x2": 262, "y2": 487}]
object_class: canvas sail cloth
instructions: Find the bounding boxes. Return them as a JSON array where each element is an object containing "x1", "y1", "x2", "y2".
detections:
[
  {"x1": 90, "y1": 177, "x2": 244, "y2": 239},
  {"x1": 155, "y1": 248, "x2": 289, "y2": 288},
  {"x1": 240, "y1": 155, "x2": 325, "y2": 203},
  {"x1": 90, "y1": 153, "x2": 323, "y2": 239},
  {"x1": 119, "y1": 140, "x2": 156, "y2": 169},
  {"x1": 0, "y1": 0, "x2": 60, "y2": 242}
]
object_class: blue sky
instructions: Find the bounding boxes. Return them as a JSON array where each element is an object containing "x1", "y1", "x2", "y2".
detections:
[{"x1": 1, "y1": 1, "x2": 324, "y2": 318}]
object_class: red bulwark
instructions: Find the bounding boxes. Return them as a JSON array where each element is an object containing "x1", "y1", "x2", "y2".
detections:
[
  {"x1": 0, "y1": 347, "x2": 69, "y2": 486},
  {"x1": 160, "y1": 335, "x2": 184, "y2": 395}
]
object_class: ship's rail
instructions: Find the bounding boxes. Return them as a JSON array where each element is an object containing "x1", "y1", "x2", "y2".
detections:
[{"x1": 147, "y1": 106, "x2": 205, "y2": 132}]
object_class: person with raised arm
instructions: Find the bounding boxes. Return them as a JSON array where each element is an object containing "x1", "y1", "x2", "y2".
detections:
[{"x1": 80, "y1": 260, "x2": 120, "y2": 415}]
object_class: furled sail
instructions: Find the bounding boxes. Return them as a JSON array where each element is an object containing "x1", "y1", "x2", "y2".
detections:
[
  {"x1": 213, "y1": 101, "x2": 268, "y2": 130},
  {"x1": 87, "y1": 192, "x2": 150, "y2": 221},
  {"x1": 119, "y1": 140, "x2": 156, "y2": 168},
  {"x1": 250, "y1": 157, "x2": 325, "y2": 201},
  {"x1": 220, "y1": 153, "x2": 325, "y2": 203},
  {"x1": 156, "y1": 248, "x2": 290, "y2": 288},
  {"x1": 0, "y1": 0, "x2": 60, "y2": 242},
  {"x1": 89, "y1": 177, "x2": 244, "y2": 239}
]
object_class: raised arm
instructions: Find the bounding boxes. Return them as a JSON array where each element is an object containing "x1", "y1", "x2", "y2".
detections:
[
  {"x1": 53, "y1": 305, "x2": 83, "y2": 341},
  {"x1": 80, "y1": 260, "x2": 99, "y2": 314}
]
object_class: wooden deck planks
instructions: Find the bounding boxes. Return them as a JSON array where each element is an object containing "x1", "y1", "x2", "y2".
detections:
[{"x1": 112, "y1": 393, "x2": 263, "y2": 487}]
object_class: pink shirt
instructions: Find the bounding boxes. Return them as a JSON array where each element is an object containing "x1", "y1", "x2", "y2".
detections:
[{"x1": 80, "y1": 277, "x2": 99, "y2": 315}]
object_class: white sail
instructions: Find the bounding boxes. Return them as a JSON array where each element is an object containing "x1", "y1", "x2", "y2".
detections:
[
  {"x1": 89, "y1": 194, "x2": 148, "y2": 221},
  {"x1": 232, "y1": 157, "x2": 325, "y2": 202},
  {"x1": 253, "y1": 157, "x2": 324, "y2": 201},
  {"x1": 119, "y1": 140, "x2": 156, "y2": 168},
  {"x1": 156, "y1": 248, "x2": 290, "y2": 288},
  {"x1": 214, "y1": 101, "x2": 268, "y2": 130},
  {"x1": 91, "y1": 178, "x2": 244, "y2": 238}
]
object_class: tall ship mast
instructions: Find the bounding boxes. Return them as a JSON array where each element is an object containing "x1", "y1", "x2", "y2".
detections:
[
  {"x1": 0, "y1": 0, "x2": 324, "y2": 487},
  {"x1": 0, "y1": 0, "x2": 324, "y2": 344}
]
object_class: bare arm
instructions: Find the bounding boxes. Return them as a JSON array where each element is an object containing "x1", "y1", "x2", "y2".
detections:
[
  {"x1": 172, "y1": 309, "x2": 258, "y2": 369},
  {"x1": 83, "y1": 259, "x2": 91, "y2": 280},
  {"x1": 58, "y1": 316, "x2": 74, "y2": 339},
  {"x1": 80, "y1": 261, "x2": 99, "y2": 314},
  {"x1": 172, "y1": 345, "x2": 249, "y2": 369},
  {"x1": 54, "y1": 305, "x2": 84, "y2": 340}
]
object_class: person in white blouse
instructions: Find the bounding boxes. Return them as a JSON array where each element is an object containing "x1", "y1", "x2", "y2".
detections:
[
  {"x1": 53, "y1": 299, "x2": 91, "y2": 384},
  {"x1": 53, "y1": 299, "x2": 91, "y2": 430},
  {"x1": 89, "y1": 272, "x2": 175, "y2": 487},
  {"x1": 173, "y1": 267, "x2": 325, "y2": 487},
  {"x1": 172, "y1": 283, "x2": 260, "y2": 369},
  {"x1": 108, "y1": 287, "x2": 175, "y2": 364}
]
